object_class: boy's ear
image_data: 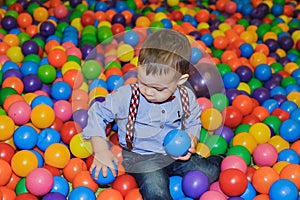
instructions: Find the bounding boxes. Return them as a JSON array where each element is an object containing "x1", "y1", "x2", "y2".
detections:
[{"x1": 177, "y1": 74, "x2": 189, "y2": 85}]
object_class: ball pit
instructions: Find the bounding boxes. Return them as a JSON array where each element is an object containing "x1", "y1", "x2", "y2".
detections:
[{"x1": 0, "y1": 0, "x2": 299, "y2": 199}]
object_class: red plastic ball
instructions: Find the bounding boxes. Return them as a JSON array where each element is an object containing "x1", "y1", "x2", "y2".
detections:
[
  {"x1": 112, "y1": 174, "x2": 138, "y2": 197},
  {"x1": 81, "y1": 10, "x2": 95, "y2": 27},
  {"x1": 124, "y1": 188, "x2": 143, "y2": 200},
  {"x1": 63, "y1": 158, "x2": 87, "y2": 182},
  {"x1": 15, "y1": 193, "x2": 38, "y2": 200},
  {"x1": 219, "y1": 168, "x2": 248, "y2": 196},
  {"x1": 48, "y1": 48, "x2": 67, "y2": 68},
  {"x1": 60, "y1": 121, "x2": 82, "y2": 144},
  {"x1": 0, "y1": 143, "x2": 15, "y2": 163},
  {"x1": 222, "y1": 106, "x2": 243, "y2": 128},
  {"x1": 232, "y1": 95, "x2": 254, "y2": 116}
]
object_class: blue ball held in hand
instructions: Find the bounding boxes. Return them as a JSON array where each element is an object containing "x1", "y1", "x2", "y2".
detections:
[
  {"x1": 163, "y1": 130, "x2": 191, "y2": 157},
  {"x1": 91, "y1": 162, "x2": 118, "y2": 185}
]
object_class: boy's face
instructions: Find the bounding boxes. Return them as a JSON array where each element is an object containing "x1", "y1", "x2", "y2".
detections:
[{"x1": 137, "y1": 65, "x2": 182, "y2": 103}]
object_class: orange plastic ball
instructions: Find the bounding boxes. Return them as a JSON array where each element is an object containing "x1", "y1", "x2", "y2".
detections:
[
  {"x1": 63, "y1": 158, "x2": 88, "y2": 182},
  {"x1": 0, "y1": 42, "x2": 10, "y2": 54},
  {"x1": 252, "y1": 166, "x2": 279, "y2": 194},
  {"x1": 26, "y1": 25, "x2": 38, "y2": 38},
  {"x1": 0, "y1": 159, "x2": 12, "y2": 186},
  {"x1": 72, "y1": 171, "x2": 98, "y2": 192},
  {"x1": 291, "y1": 140, "x2": 300, "y2": 157},
  {"x1": 48, "y1": 48, "x2": 67, "y2": 68},
  {"x1": 232, "y1": 95, "x2": 253, "y2": 116},
  {"x1": 11, "y1": 150, "x2": 38, "y2": 177},
  {"x1": 213, "y1": 36, "x2": 229, "y2": 50},
  {"x1": 279, "y1": 164, "x2": 300, "y2": 190},
  {"x1": 3, "y1": 94, "x2": 24, "y2": 112},
  {"x1": 30, "y1": 104, "x2": 55, "y2": 129},
  {"x1": 63, "y1": 69, "x2": 84, "y2": 89},
  {"x1": 3, "y1": 34, "x2": 20, "y2": 47},
  {"x1": 44, "y1": 143, "x2": 70, "y2": 168},
  {"x1": 97, "y1": 188, "x2": 123, "y2": 200},
  {"x1": 17, "y1": 13, "x2": 33, "y2": 28},
  {"x1": 251, "y1": 106, "x2": 269, "y2": 121},
  {"x1": 33, "y1": 7, "x2": 48, "y2": 22},
  {"x1": 0, "y1": 186, "x2": 16, "y2": 200},
  {"x1": 195, "y1": 9, "x2": 210, "y2": 22},
  {"x1": 250, "y1": 52, "x2": 267, "y2": 67},
  {"x1": 2, "y1": 76, "x2": 24, "y2": 94},
  {"x1": 200, "y1": 108, "x2": 223, "y2": 131}
]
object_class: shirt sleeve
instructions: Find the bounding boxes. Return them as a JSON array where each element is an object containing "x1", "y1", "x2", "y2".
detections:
[
  {"x1": 81, "y1": 85, "x2": 131, "y2": 139},
  {"x1": 184, "y1": 86, "x2": 202, "y2": 138}
]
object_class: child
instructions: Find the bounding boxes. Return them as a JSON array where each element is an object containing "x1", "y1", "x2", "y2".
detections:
[{"x1": 82, "y1": 29, "x2": 223, "y2": 199}]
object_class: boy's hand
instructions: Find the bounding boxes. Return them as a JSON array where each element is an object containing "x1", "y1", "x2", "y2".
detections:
[
  {"x1": 90, "y1": 149, "x2": 118, "y2": 179},
  {"x1": 90, "y1": 136, "x2": 118, "y2": 180},
  {"x1": 173, "y1": 134, "x2": 198, "y2": 161}
]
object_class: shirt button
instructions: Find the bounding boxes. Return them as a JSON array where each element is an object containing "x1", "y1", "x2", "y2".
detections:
[
  {"x1": 162, "y1": 110, "x2": 165, "y2": 114},
  {"x1": 160, "y1": 125, "x2": 164, "y2": 129}
]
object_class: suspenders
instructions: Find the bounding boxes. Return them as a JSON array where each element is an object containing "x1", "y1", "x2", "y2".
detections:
[{"x1": 125, "y1": 83, "x2": 190, "y2": 151}]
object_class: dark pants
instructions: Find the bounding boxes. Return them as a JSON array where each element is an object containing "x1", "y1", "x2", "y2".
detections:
[{"x1": 122, "y1": 150, "x2": 223, "y2": 200}]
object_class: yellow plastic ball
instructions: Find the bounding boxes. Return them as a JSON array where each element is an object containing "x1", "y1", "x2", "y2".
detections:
[
  {"x1": 23, "y1": 93, "x2": 38, "y2": 105},
  {"x1": 284, "y1": 62, "x2": 299, "y2": 74},
  {"x1": 167, "y1": 0, "x2": 179, "y2": 7},
  {"x1": 272, "y1": 161, "x2": 290, "y2": 174},
  {"x1": 135, "y1": 16, "x2": 151, "y2": 27},
  {"x1": 212, "y1": 30, "x2": 225, "y2": 38},
  {"x1": 200, "y1": 108, "x2": 223, "y2": 131},
  {"x1": 44, "y1": 143, "x2": 71, "y2": 168},
  {"x1": 232, "y1": 132, "x2": 257, "y2": 154},
  {"x1": 98, "y1": 21, "x2": 112, "y2": 28},
  {"x1": 71, "y1": 18, "x2": 83, "y2": 32},
  {"x1": 69, "y1": 133, "x2": 93, "y2": 158},
  {"x1": 61, "y1": 61, "x2": 81, "y2": 75},
  {"x1": 237, "y1": 82, "x2": 251, "y2": 95},
  {"x1": 0, "y1": 115, "x2": 15, "y2": 141},
  {"x1": 268, "y1": 135, "x2": 290, "y2": 153},
  {"x1": 153, "y1": 12, "x2": 167, "y2": 22},
  {"x1": 292, "y1": 30, "x2": 300, "y2": 43},
  {"x1": 287, "y1": 92, "x2": 300, "y2": 107},
  {"x1": 197, "y1": 22, "x2": 209, "y2": 30},
  {"x1": 30, "y1": 104, "x2": 55, "y2": 129},
  {"x1": 250, "y1": 52, "x2": 267, "y2": 67},
  {"x1": 11, "y1": 150, "x2": 38, "y2": 177},
  {"x1": 117, "y1": 44, "x2": 134, "y2": 62},
  {"x1": 249, "y1": 122, "x2": 271, "y2": 144},
  {"x1": 6, "y1": 46, "x2": 24, "y2": 63},
  {"x1": 196, "y1": 143, "x2": 210, "y2": 158},
  {"x1": 219, "y1": 23, "x2": 231, "y2": 32}
]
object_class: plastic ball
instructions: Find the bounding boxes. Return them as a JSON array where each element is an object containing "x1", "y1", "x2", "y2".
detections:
[
  {"x1": 232, "y1": 132, "x2": 257, "y2": 154},
  {"x1": 252, "y1": 166, "x2": 279, "y2": 194},
  {"x1": 42, "y1": 192, "x2": 66, "y2": 200},
  {"x1": 222, "y1": 72, "x2": 240, "y2": 89},
  {"x1": 51, "y1": 81, "x2": 72, "y2": 101},
  {"x1": 124, "y1": 188, "x2": 143, "y2": 200},
  {"x1": 279, "y1": 119, "x2": 300, "y2": 142},
  {"x1": 13, "y1": 125, "x2": 38, "y2": 150},
  {"x1": 205, "y1": 135, "x2": 228, "y2": 155},
  {"x1": 249, "y1": 122, "x2": 271, "y2": 144},
  {"x1": 69, "y1": 133, "x2": 93, "y2": 159},
  {"x1": 107, "y1": 75, "x2": 124, "y2": 92},
  {"x1": 37, "y1": 128, "x2": 61, "y2": 151},
  {"x1": 200, "y1": 108, "x2": 223, "y2": 130},
  {"x1": 7, "y1": 101, "x2": 31, "y2": 125},
  {"x1": 82, "y1": 60, "x2": 103, "y2": 80},
  {"x1": 30, "y1": 104, "x2": 55, "y2": 129},
  {"x1": 63, "y1": 158, "x2": 88, "y2": 183},
  {"x1": 269, "y1": 179, "x2": 298, "y2": 200},
  {"x1": 50, "y1": 176, "x2": 69, "y2": 196},
  {"x1": 232, "y1": 95, "x2": 253, "y2": 116},
  {"x1": 117, "y1": 44, "x2": 134, "y2": 62},
  {"x1": 253, "y1": 143, "x2": 278, "y2": 167},
  {"x1": 11, "y1": 150, "x2": 38, "y2": 177},
  {"x1": 111, "y1": 174, "x2": 138, "y2": 198},
  {"x1": 0, "y1": 143, "x2": 15, "y2": 163},
  {"x1": 48, "y1": 49, "x2": 67, "y2": 68},
  {"x1": 168, "y1": 176, "x2": 185, "y2": 200},
  {"x1": 0, "y1": 159, "x2": 12, "y2": 186},
  {"x1": 22, "y1": 74, "x2": 42, "y2": 93},
  {"x1": 91, "y1": 162, "x2": 118, "y2": 185},
  {"x1": 219, "y1": 168, "x2": 248, "y2": 196},
  {"x1": 123, "y1": 30, "x2": 139, "y2": 46},
  {"x1": 222, "y1": 106, "x2": 243, "y2": 128},
  {"x1": 6, "y1": 46, "x2": 24, "y2": 63},
  {"x1": 97, "y1": 188, "x2": 123, "y2": 200},
  {"x1": 254, "y1": 64, "x2": 272, "y2": 81},
  {"x1": 44, "y1": 143, "x2": 71, "y2": 168},
  {"x1": 163, "y1": 130, "x2": 191, "y2": 157},
  {"x1": 0, "y1": 115, "x2": 15, "y2": 141},
  {"x1": 200, "y1": 190, "x2": 226, "y2": 200},
  {"x1": 68, "y1": 186, "x2": 96, "y2": 200},
  {"x1": 278, "y1": 149, "x2": 300, "y2": 164},
  {"x1": 221, "y1": 155, "x2": 247, "y2": 173},
  {"x1": 26, "y1": 168, "x2": 54, "y2": 196},
  {"x1": 2, "y1": 76, "x2": 24, "y2": 94},
  {"x1": 182, "y1": 170, "x2": 209, "y2": 199},
  {"x1": 15, "y1": 193, "x2": 38, "y2": 200}
]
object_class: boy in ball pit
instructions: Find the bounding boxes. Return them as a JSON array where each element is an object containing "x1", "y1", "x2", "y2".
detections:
[{"x1": 82, "y1": 29, "x2": 223, "y2": 200}]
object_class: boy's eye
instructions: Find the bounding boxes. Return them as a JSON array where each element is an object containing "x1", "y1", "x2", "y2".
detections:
[{"x1": 155, "y1": 88, "x2": 165, "y2": 91}]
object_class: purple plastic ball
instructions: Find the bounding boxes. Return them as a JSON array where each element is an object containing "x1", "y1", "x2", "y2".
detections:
[
  {"x1": 278, "y1": 36, "x2": 294, "y2": 51},
  {"x1": 1, "y1": 15, "x2": 17, "y2": 30},
  {"x1": 252, "y1": 87, "x2": 270, "y2": 104},
  {"x1": 226, "y1": 88, "x2": 242, "y2": 104},
  {"x1": 264, "y1": 79, "x2": 280, "y2": 90},
  {"x1": 81, "y1": 44, "x2": 95, "y2": 60},
  {"x1": 42, "y1": 192, "x2": 66, "y2": 200},
  {"x1": 214, "y1": 125, "x2": 234, "y2": 143},
  {"x1": 22, "y1": 74, "x2": 42, "y2": 93},
  {"x1": 3, "y1": 69, "x2": 22, "y2": 80},
  {"x1": 182, "y1": 170, "x2": 209, "y2": 199},
  {"x1": 72, "y1": 109, "x2": 88, "y2": 128},
  {"x1": 235, "y1": 66, "x2": 252, "y2": 82},
  {"x1": 21, "y1": 40, "x2": 39, "y2": 56},
  {"x1": 40, "y1": 21, "x2": 56, "y2": 37},
  {"x1": 112, "y1": 13, "x2": 126, "y2": 25}
]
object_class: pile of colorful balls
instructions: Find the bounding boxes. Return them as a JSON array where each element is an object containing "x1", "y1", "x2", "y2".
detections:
[{"x1": 0, "y1": 0, "x2": 299, "y2": 199}]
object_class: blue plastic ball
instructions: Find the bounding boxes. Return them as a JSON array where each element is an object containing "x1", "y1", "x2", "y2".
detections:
[
  {"x1": 68, "y1": 186, "x2": 96, "y2": 200},
  {"x1": 51, "y1": 81, "x2": 72, "y2": 100},
  {"x1": 20, "y1": 61, "x2": 39, "y2": 76},
  {"x1": 1, "y1": 61, "x2": 19, "y2": 74},
  {"x1": 37, "y1": 128, "x2": 61, "y2": 151},
  {"x1": 278, "y1": 148, "x2": 300, "y2": 164},
  {"x1": 262, "y1": 99, "x2": 279, "y2": 113},
  {"x1": 222, "y1": 72, "x2": 240, "y2": 89},
  {"x1": 269, "y1": 179, "x2": 298, "y2": 200},
  {"x1": 200, "y1": 34, "x2": 213, "y2": 47},
  {"x1": 254, "y1": 64, "x2": 272, "y2": 81},
  {"x1": 30, "y1": 150, "x2": 44, "y2": 168},
  {"x1": 279, "y1": 119, "x2": 300, "y2": 143},
  {"x1": 13, "y1": 125, "x2": 38, "y2": 150},
  {"x1": 163, "y1": 130, "x2": 191, "y2": 157},
  {"x1": 51, "y1": 176, "x2": 69, "y2": 197},
  {"x1": 239, "y1": 43, "x2": 254, "y2": 58},
  {"x1": 190, "y1": 48, "x2": 203, "y2": 65},
  {"x1": 123, "y1": 30, "x2": 139, "y2": 46},
  {"x1": 240, "y1": 182, "x2": 256, "y2": 200},
  {"x1": 94, "y1": 2, "x2": 108, "y2": 11},
  {"x1": 280, "y1": 101, "x2": 298, "y2": 113},
  {"x1": 107, "y1": 75, "x2": 124, "y2": 92},
  {"x1": 290, "y1": 109, "x2": 300, "y2": 123},
  {"x1": 271, "y1": 4, "x2": 283, "y2": 16},
  {"x1": 169, "y1": 176, "x2": 185, "y2": 200},
  {"x1": 161, "y1": 19, "x2": 172, "y2": 29},
  {"x1": 270, "y1": 86, "x2": 287, "y2": 97},
  {"x1": 89, "y1": 79, "x2": 108, "y2": 91},
  {"x1": 91, "y1": 162, "x2": 118, "y2": 185},
  {"x1": 31, "y1": 95, "x2": 54, "y2": 109}
]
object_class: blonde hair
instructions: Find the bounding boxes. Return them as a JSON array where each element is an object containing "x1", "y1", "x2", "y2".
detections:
[{"x1": 138, "y1": 29, "x2": 191, "y2": 76}]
